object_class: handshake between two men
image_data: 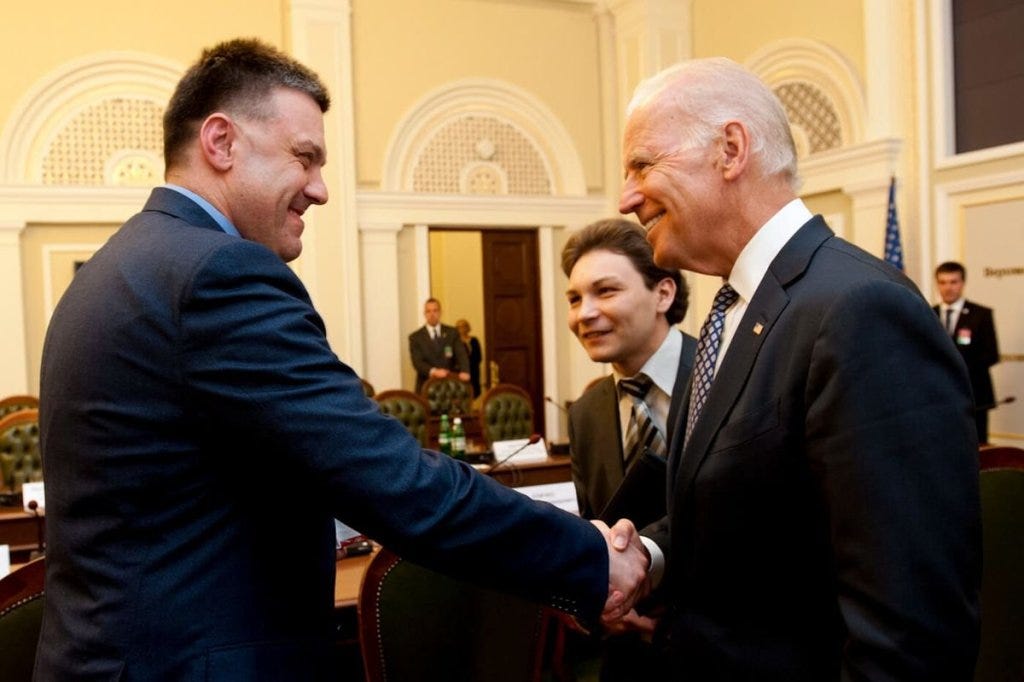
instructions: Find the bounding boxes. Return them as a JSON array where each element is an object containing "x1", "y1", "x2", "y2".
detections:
[{"x1": 591, "y1": 518, "x2": 653, "y2": 631}]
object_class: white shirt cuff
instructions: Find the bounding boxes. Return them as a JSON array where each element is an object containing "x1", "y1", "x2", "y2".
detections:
[{"x1": 640, "y1": 536, "x2": 665, "y2": 588}]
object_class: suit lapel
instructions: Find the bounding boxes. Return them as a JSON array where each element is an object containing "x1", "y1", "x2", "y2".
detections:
[
  {"x1": 665, "y1": 330, "x2": 697, "y2": 448},
  {"x1": 671, "y1": 217, "x2": 833, "y2": 504}
]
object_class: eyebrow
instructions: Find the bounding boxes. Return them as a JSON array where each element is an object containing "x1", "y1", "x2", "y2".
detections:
[
  {"x1": 566, "y1": 275, "x2": 622, "y2": 296},
  {"x1": 294, "y1": 139, "x2": 327, "y2": 166}
]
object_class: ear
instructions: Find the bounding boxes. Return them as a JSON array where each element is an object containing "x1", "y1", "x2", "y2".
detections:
[
  {"x1": 197, "y1": 113, "x2": 237, "y2": 172},
  {"x1": 654, "y1": 276, "x2": 677, "y2": 314},
  {"x1": 719, "y1": 120, "x2": 750, "y2": 181}
]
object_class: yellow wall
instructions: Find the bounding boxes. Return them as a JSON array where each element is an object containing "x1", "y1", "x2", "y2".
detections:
[
  {"x1": 0, "y1": 0, "x2": 286, "y2": 133},
  {"x1": 350, "y1": 0, "x2": 604, "y2": 192},
  {"x1": 692, "y1": 0, "x2": 865, "y2": 76}
]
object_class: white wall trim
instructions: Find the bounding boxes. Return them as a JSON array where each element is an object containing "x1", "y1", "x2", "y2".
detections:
[
  {"x1": 746, "y1": 38, "x2": 866, "y2": 146},
  {"x1": 381, "y1": 78, "x2": 588, "y2": 196},
  {"x1": 0, "y1": 51, "x2": 182, "y2": 184},
  {"x1": 357, "y1": 190, "x2": 607, "y2": 227},
  {"x1": 933, "y1": 169, "x2": 1024, "y2": 268},
  {"x1": 798, "y1": 138, "x2": 901, "y2": 196}
]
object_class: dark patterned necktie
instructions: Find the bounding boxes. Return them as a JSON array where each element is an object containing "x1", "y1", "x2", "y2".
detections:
[
  {"x1": 945, "y1": 308, "x2": 955, "y2": 336},
  {"x1": 685, "y1": 283, "x2": 739, "y2": 448},
  {"x1": 619, "y1": 373, "x2": 666, "y2": 464}
]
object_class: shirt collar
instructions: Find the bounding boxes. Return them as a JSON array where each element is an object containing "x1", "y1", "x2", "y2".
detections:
[
  {"x1": 612, "y1": 327, "x2": 682, "y2": 396},
  {"x1": 164, "y1": 184, "x2": 241, "y2": 238},
  {"x1": 941, "y1": 298, "x2": 965, "y2": 314},
  {"x1": 728, "y1": 198, "x2": 812, "y2": 302}
]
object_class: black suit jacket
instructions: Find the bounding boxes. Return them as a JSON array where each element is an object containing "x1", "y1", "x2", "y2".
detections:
[
  {"x1": 933, "y1": 300, "x2": 999, "y2": 409},
  {"x1": 646, "y1": 216, "x2": 980, "y2": 680},
  {"x1": 409, "y1": 323, "x2": 469, "y2": 392},
  {"x1": 567, "y1": 330, "x2": 696, "y2": 521},
  {"x1": 36, "y1": 188, "x2": 608, "y2": 680}
]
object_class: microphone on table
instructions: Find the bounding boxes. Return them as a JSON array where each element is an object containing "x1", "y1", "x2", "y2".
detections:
[
  {"x1": 544, "y1": 396, "x2": 568, "y2": 415},
  {"x1": 484, "y1": 433, "x2": 542, "y2": 476},
  {"x1": 27, "y1": 499, "x2": 45, "y2": 557},
  {"x1": 975, "y1": 396, "x2": 1016, "y2": 412}
]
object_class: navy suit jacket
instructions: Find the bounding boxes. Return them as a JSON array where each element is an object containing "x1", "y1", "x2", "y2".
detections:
[
  {"x1": 567, "y1": 330, "x2": 696, "y2": 521},
  {"x1": 932, "y1": 300, "x2": 999, "y2": 409},
  {"x1": 646, "y1": 216, "x2": 981, "y2": 680},
  {"x1": 36, "y1": 188, "x2": 607, "y2": 680}
]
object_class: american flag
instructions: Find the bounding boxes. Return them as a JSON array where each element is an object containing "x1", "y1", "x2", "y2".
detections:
[{"x1": 883, "y1": 176, "x2": 904, "y2": 271}]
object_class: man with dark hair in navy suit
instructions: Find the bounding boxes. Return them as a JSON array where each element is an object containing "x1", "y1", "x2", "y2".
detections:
[
  {"x1": 35, "y1": 38, "x2": 649, "y2": 681},
  {"x1": 934, "y1": 260, "x2": 1001, "y2": 444}
]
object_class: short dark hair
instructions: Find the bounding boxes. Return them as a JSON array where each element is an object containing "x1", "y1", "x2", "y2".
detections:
[
  {"x1": 561, "y1": 218, "x2": 689, "y2": 325},
  {"x1": 425, "y1": 298, "x2": 441, "y2": 307},
  {"x1": 163, "y1": 38, "x2": 331, "y2": 168},
  {"x1": 935, "y1": 261, "x2": 966, "y2": 280}
]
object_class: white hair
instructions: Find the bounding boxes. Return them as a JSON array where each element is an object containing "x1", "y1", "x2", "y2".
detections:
[{"x1": 627, "y1": 57, "x2": 800, "y2": 190}]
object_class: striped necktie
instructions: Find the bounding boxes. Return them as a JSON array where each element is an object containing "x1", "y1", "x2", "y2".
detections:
[
  {"x1": 619, "y1": 373, "x2": 666, "y2": 464},
  {"x1": 685, "y1": 283, "x2": 739, "y2": 448}
]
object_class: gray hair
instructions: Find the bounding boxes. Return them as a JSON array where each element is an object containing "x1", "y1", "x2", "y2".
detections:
[{"x1": 627, "y1": 57, "x2": 800, "y2": 190}]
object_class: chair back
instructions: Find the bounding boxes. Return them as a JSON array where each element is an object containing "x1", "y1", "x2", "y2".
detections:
[
  {"x1": 358, "y1": 548, "x2": 550, "y2": 682},
  {"x1": 375, "y1": 390, "x2": 431, "y2": 447},
  {"x1": 480, "y1": 384, "x2": 534, "y2": 445},
  {"x1": 0, "y1": 557, "x2": 45, "y2": 682},
  {"x1": 0, "y1": 409, "x2": 42, "y2": 493},
  {"x1": 0, "y1": 396, "x2": 38, "y2": 419},
  {"x1": 421, "y1": 376, "x2": 473, "y2": 417},
  {"x1": 975, "y1": 446, "x2": 1024, "y2": 682},
  {"x1": 360, "y1": 378, "x2": 376, "y2": 398}
]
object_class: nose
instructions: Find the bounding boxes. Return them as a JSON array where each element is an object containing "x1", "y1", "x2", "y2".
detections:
[
  {"x1": 306, "y1": 167, "x2": 328, "y2": 205},
  {"x1": 619, "y1": 175, "x2": 641, "y2": 215}
]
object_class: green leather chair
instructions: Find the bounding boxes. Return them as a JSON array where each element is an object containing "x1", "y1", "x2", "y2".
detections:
[
  {"x1": 360, "y1": 378, "x2": 376, "y2": 398},
  {"x1": 359, "y1": 548, "x2": 559, "y2": 682},
  {"x1": 480, "y1": 384, "x2": 534, "y2": 445},
  {"x1": 975, "y1": 446, "x2": 1024, "y2": 682},
  {"x1": 421, "y1": 376, "x2": 474, "y2": 417},
  {"x1": 0, "y1": 409, "x2": 42, "y2": 494},
  {"x1": 375, "y1": 390, "x2": 431, "y2": 447},
  {"x1": 0, "y1": 557, "x2": 45, "y2": 682},
  {"x1": 0, "y1": 395, "x2": 38, "y2": 419}
]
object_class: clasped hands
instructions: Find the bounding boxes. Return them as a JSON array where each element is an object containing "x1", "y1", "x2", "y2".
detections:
[{"x1": 591, "y1": 518, "x2": 652, "y2": 631}]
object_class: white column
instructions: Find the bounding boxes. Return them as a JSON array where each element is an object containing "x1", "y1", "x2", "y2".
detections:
[
  {"x1": 289, "y1": 0, "x2": 364, "y2": 371},
  {"x1": 538, "y1": 225, "x2": 565, "y2": 441},
  {"x1": 844, "y1": 178, "x2": 893, "y2": 256},
  {"x1": 360, "y1": 222, "x2": 404, "y2": 390},
  {"x1": 607, "y1": 0, "x2": 693, "y2": 117},
  {"x1": 0, "y1": 221, "x2": 29, "y2": 395}
]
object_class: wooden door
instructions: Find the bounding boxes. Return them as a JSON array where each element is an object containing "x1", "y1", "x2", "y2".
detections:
[{"x1": 481, "y1": 230, "x2": 545, "y2": 436}]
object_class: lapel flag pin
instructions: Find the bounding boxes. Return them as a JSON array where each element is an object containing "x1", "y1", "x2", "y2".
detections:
[{"x1": 753, "y1": 322, "x2": 764, "y2": 335}]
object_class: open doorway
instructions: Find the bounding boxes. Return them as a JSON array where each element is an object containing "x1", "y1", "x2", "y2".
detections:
[{"x1": 429, "y1": 227, "x2": 545, "y2": 436}]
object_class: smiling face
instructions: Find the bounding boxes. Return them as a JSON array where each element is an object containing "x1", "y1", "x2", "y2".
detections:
[
  {"x1": 566, "y1": 249, "x2": 674, "y2": 376},
  {"x1": 225, "y1": 87, "x2": 328, "y2": 262},
  {"x1": 618, "y1": 99, "x2": 728, "y2": 276}
]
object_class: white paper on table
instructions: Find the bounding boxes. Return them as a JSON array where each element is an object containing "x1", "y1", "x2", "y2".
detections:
[
  {"x1": 21, "y1": 481, "x2": 45, "y2": 512},
  {"x1": 491, "y1": 437, "x2": 548, "y2": 464},
  {"x1": 515, "y1": 481, "x2": 579, "y2": 515},
  {"x1": 0, "y1": 544, "x2": 10, "y2": 577}
]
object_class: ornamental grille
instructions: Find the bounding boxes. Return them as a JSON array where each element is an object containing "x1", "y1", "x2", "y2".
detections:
[
  {"x1": 774, "y1": 82, "x2": 842, "y2": 155},
  {"x1": 42, "y1": 98, "x2": 164, "y2": 185},
  {"x1": 412, "y1": 115, "x2": 551, "y2": 195}
]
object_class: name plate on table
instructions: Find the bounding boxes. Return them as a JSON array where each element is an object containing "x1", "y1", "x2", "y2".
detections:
[
  {"x1": 491, "y1": 437, "x2": 548, "y2": 464},
  {"x1": 516, "y1": 481, "x2": 579, "y2": 515},
  {"x1": 22, "y1": 481, "x2": 45, "y2": 512}
]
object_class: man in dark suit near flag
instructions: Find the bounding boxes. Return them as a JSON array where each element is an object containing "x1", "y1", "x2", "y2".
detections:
[{"x1": 934, "y1": 260, "x2": 1001, "y2": 444}]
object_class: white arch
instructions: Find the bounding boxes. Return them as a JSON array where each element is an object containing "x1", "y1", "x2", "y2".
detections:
[
  {"x1": 746, "y1": 38, "x2": 866, "y2": 147},
  {"x1": 0, "y1": 51, "x2": 183, "y2": 183},
  {"x1": 381, "y1": 78, "x2": 587, "y2": 196}
]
